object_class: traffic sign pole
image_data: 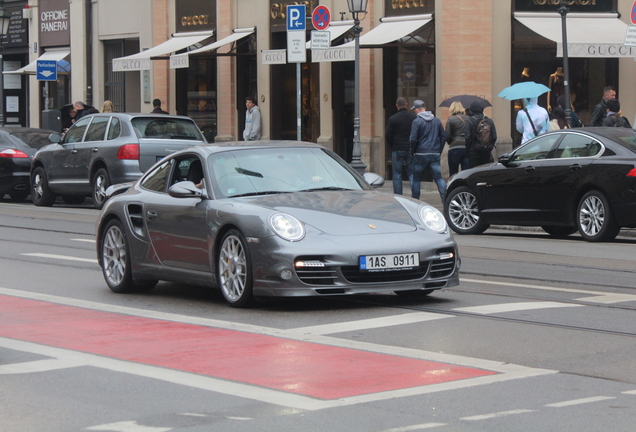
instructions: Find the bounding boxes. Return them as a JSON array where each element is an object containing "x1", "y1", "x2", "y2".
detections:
[{"x1": 287, "y1": 5, "x2": 306, "y2": 141}]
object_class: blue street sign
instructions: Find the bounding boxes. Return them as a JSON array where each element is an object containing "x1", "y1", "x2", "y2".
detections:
[
  {"x1": 37, "y1": 60, "x2": 57, "y2": 81},
  {"x1": 287, "y1": 4, "x2": 306, "y2": 31}
]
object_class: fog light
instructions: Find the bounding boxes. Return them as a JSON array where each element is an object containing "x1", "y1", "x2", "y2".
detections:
[{"x1": 280, "y1": 269, "x2": 293, "y2": 280}]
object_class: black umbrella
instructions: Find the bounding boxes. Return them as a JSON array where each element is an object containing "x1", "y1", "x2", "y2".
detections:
[{"x1": 439, "y1": 95, "x2": 492, "y2": 109}]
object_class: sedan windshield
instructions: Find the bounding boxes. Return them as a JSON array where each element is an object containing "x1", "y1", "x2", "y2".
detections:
[{"x1": 209, "y1": 147, "x2": 369, "y2": 198}]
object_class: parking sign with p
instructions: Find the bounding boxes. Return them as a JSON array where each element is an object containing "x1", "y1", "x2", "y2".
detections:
[{"x1": 287, "y1": 5, "x2": 306, "y2": 30}]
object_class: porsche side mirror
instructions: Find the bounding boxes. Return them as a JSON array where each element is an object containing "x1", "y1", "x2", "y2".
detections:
[
  {"x1": 168, "y1": 181, "x2": 204, "y2": 199},
  {"x1": 363, "y1": 172, "x2": 385, "y2": 188}
]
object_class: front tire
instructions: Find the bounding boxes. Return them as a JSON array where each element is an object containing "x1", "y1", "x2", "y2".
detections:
[
  {"x1": 101, "y1": 219, "x2": 156, "y2": 293},
  {"x1": 92, "y1": 168, "x2": 110, "y2": 210},
  {"x1": 31, "y1": 166, "x2": 56, "y2": 207},
  {"x1": 444, "y1": 186, "x2": 490, "y2": 235},
  {"x1": 218, "y1": 229, "x2": 254, "y2": 308},
  {"x1": 576, "y1": 190, "x2": 619, "y2": 242}
]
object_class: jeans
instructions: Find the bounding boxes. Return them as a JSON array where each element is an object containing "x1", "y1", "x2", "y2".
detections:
[
  {"x1": 448, "y1": 147, "x2": 470, "y2": 176},
  {"x1": 391, "y1": 150, "x2": 413, "y2": 195},
  {"x1": 412, "y1": 153, "x2": 446, "y2": 202}
]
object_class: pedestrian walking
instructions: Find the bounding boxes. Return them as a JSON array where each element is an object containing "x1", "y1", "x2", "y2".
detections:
[
  {"x1": 444, "y1": 101, "x2": 470, "y2": 176},
  {"x1": 466, "y1": 100, "x2": 497, "y2": 168},
  {"x1": 101, "y1": 100, "x2": 115, "y2": 113},
  {"x1": 408, "y1": 100, "x2": 446, "y2": 202},
  {"x1": 151, "y1": 99, "x2": 169, "y2": 114},
  {"x1": 243, "y1": 96, "x2": 261, "y2": 141},
  {"x1": 602, "y1": 99, "x2": 632, "y2": 128},
  {"x1": 549, "y1": 106, "x2": 570, "y2": 131},
  {"x1": 515, "y1": 97, "x2": 549, "y2": 144},
  {"x1": 385, "y1": 97, "x2": 416, "y2": 194},
  {"x1": 590, "y1": 86, "x2": 616, "y2": 127}
]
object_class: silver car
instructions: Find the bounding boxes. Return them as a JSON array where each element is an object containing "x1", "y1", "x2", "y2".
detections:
[
  {"x1": 31, "y1": 113, "x2": 206, "y2": 209},
  {"x1": 96, "y1": 141, "x2": 461, "y2": 308}
]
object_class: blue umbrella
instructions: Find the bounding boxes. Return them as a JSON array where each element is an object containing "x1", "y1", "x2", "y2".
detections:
[{"x1": 497, "y1": 81, "x2": 551, "y2": 101}]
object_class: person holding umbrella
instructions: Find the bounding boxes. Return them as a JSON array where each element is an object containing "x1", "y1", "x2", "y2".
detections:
[
  {"x1": 516, "y1": 97, "x2": 549, "y2": 144},
  {"x1": 444, "y1": 101, "x2": 471, "y2": 176}
]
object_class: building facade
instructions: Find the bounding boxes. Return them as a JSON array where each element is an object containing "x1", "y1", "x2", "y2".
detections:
[{"x1": 3, "y1": 0, "x2": 635, "y2": 179}]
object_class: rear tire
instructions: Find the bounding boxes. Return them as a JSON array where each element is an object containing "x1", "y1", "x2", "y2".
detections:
[
  {"x1": 92, "y1": 168, "x2": 110, "y2": 210},
  {"x1": 541, "y1": 225, "x2": 577, "y2": 238},
  {"x1": 444, "y1": 186, "x2": 490, "y2": 235},
  {"x1": 576, "y1": 190, "x2": 619, "y2": 242},
  {"x1": 31, "y1": 166, "x2": 56, "y2": 207}
]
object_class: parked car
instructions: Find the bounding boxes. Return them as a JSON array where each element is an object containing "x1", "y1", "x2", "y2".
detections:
[
  {"x1": 0, "y1": 127, "x2": 57, "y2": 202},
  {"x1": 444, "y1": 127, "x2": 636, "y2": 242},
  {"x1": 96, "y1": 141, "x2": 460, "y2": 307},
  {"x1": 30, "y1": 113, "x2": 207, "y2": 209}
]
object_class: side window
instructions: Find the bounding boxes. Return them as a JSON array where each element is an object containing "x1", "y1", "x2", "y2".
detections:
[
  {"x1": 552, "y1": 133, "x2": 602, "y2": 159},
  {"x1": 513, "y1": 134, "x2": 559, "y2": 161},
  {"x1": 84, "y1": 117, "x2": 110, "y2": 142},
  {"x1": 107, "y1": 118, "x2": 121, "y2": 140},
  {"x1": 62, "y1": 117, "x2": 91, "y2": 143},
  {"x1": 169, "y1": 156, "x2": 204, "y2": 186},
  {"x1": 140, "y1": 159, "x2": 174, "y2": 193}
]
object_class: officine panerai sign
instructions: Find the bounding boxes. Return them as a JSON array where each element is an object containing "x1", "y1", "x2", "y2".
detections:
[{"x1": 39, "y1": 0, "x2": 70, "y2": 47}]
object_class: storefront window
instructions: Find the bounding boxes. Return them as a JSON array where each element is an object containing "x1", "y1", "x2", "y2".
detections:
[{"x1": 177, "y1": 58, "x2": 217, "y2": 142}]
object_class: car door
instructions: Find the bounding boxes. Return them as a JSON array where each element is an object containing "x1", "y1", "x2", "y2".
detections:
[
  {"x1": 480, "y1": 134, "x2": 560, "y2": 224},
  {"x1": 48, "y1": 116, "x2": 92, "y2": 189},
  {"x1": 534, "y1": 131, "x2": 603, "y2": 224},
  {"x1": 69, "y1": 116, "x2": 110, "y2": 192},
  {"x1": 142, "y1": 155, "x2": 210, "y2": 273}
]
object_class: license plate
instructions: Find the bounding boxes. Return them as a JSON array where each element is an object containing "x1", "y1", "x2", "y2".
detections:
[{"x1": 359, "y1": 253, "x2": 419, "y2": 272}]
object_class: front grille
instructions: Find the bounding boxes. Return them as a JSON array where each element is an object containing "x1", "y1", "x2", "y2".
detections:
[
  {"x1": 341, "y1": 262, "x2": 430, "y2": 283},
  {"x1": 296, "y1": 267, "x2": 337, "y2": 285},
  {"x1": 429, "y1": 248, "x2": 457, "y2": 278}
]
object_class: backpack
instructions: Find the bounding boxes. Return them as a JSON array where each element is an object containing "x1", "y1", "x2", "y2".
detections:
[
  {"x1": 613, "y1": 115, "x2": 631, "y2": 128},
  {"x1": 473, "y1": 117, "x2": 494, "y2": 153}
]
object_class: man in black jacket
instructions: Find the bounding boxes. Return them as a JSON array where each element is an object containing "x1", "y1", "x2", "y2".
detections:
[
  {"x1": 466, "y1": 100, "x2": 497, "y2": 168},
  {"x1": 590, "y1": 86, "x2": 616, "y2": 127},
  {"x1": 385, "y1": 97, "x2": 416, "y2": 195}
]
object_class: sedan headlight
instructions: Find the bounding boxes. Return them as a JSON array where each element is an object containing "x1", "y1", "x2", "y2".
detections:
[
  {"x1": 418, "y1": 206, "x2": 447, "y2": 233},
  {"x1": 269, "y1": 213, "x2": 305, "y2": 241}
]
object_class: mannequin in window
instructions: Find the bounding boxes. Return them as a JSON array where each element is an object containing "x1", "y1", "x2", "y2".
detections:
[
  {"x1": 519, "y1": 67, "x2": 531, "y2": 82},
  {"x1": 547, "y1": 67, "x2": 564, "y2": 113}
]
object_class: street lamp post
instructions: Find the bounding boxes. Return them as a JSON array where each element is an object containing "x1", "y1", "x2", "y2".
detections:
[
  {"x1": 347, "y1": 0, "x2": 367, "y2": 175},
  {"x1": 0, "y1": 10, "x2": 12, "y2": 127},
  {"x1": 558, "y1": 0, "x2": 572, "y2": 127}
]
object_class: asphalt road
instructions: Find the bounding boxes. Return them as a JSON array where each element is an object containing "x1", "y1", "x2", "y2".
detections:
[{"x1": 1, "y1": 198, "x2": 636, "y2": 432}]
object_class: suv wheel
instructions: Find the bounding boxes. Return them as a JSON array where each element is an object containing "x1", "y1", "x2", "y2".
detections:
[
  {"x1": 31, "y1": 167, "x2": 56, "y2": 207},
  {"x1": 92, "y1": 168, "x2": 110, "y2": 210}
]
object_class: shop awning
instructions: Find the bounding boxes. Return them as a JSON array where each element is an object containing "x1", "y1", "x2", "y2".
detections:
[
  {"x1": 306, "y1": 20, "x2": 354, "y2": 48},
  {"x1": 169, "y1": 28, "x2": 254, "y2": 69},
  {"x1": 3, "y1": 48, "x2": 70, "y2": 75},
  {"x1": 343, "y1": 14, "x2": 433, "y2": 47},
  {"x1": 514, "y1": 12, "x2": 634, "y2": 58},
  {"x1": 112, "y1": 30, "x2": 213, "y2": 71}
]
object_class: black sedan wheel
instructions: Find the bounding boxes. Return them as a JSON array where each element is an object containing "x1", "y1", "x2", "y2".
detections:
[
  {"x1": 541, "y1": 226, "x2": 578, "y2": 238},
  {"x1": 101, "y1": 219, "x2": 156, "y2": 293},
  {"x1": 576, "y1": 190, "x2": 620, "y2": 242},
  {"x1": 445, "y1": 186, "x2": 490, "y2": 235},
  {"x1": 31, "y1": 166, "x2": 56, "y2": 207},
  {"x1": 218, "y1": 229, "x2": 253, "y2": 308},
  {"x1": 93, "y1": 168, "x2": 110, "y2": 210}
]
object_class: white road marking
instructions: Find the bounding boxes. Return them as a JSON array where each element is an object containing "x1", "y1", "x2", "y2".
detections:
[
  {"x1": 460, "y1": 409, "x2": 535, "y2": 421},
  {"x1": 545, "y1": 396, "x2": 615, "y2": 408},
  {"x1": 292, "y1": 312, "x2": 450, "y2": 335},
  {"x1": 453, "y1": 301, "x2": 583, "y2": 315},
  {"x1": 379, "y1": 423, "x2": 447, "y2": 431},
  {"x1": 21, "y1": 253, "x2": 96, "y2": 263},
  {"x1": 178, "y1": 413, "x2": 208, "y2": 417},
  {"x1": 574, "y1": 294, "x2": 636, "y2": 304},
  {"x1": 0, "y1": 358, "x2": 84, "y2": 374},
  {"x1": 86, "y1": 421, "x2": 171, "y2": 431},
  {"x1": 71, "y1": 238, "x2": 96, "y2": 243},
  {"x1": 622, "y1": 390, "x2": 636, "y2": 395}
]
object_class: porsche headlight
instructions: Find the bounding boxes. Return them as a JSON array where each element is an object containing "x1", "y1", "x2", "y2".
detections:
[
  {"x1": 269, "y1": 213, "x2": 305, "y2": 241},
  {"x1": 418, "y1": 206, "x2": 447, "y2": 233}
]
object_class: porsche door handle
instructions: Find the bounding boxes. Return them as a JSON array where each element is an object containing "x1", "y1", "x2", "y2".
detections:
[
  {"x1": 569, "y1": 164, "x2": 582, "y2": 171},
  {"x1": 71, "y1": 149, "x2": 77, "y2": 154},
  {"x1": 146, "y1": 210, "x2": 158, "y2": 221},
  {"x1": 92, "y1": 148, "x2": 99, "y2": 153}
]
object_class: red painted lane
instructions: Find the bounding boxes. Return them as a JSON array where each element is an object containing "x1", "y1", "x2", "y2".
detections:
[{"x1": 0, "y1": 295, "x2": 496, "y2": 399}]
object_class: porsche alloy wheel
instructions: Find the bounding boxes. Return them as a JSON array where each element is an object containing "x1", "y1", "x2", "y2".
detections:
[
  {"x1": 31, "y1": 167, "x2": 56, "y2": 207},
  {"x1": 576, "y1": 191, "x2": 619, "y2": 242},
  {"x1": 218, "y1": 229, "x2": 253, "y2": 308},
  {"x1": 444, "y1": 186, "x2": 489, "y2": 235}
]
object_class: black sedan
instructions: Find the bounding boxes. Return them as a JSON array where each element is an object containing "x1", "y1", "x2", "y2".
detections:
[
  {"x1": 0, "y1": 127, "x2": 57, "y2": 201},
  {"x1": 444, "y1": 127, "x2": 636, "y2": 242},
  {"x1": 96, "y1": 141, "x2": 460, "y2": 307}
]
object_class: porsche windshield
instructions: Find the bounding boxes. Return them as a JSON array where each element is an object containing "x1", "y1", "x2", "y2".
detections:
[{"x1": 209, "y1": 147, "x2": 370, "y2": 198}]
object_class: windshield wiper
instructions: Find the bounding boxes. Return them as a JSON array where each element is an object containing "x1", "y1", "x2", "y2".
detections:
[
  {"x1": 231, "y1": 190, "x2": 291, "y2": 198},
  {"x1": 235, "y1": 167, "x2": 263, "y2": 178},
  {"x1": 298, "y1": 186, "x2": 353, "y2": 192}
]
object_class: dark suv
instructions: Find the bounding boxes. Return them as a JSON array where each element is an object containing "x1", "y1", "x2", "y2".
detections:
[{"x1": 31, "y1": 113, "x2": 206, "y2": 209}]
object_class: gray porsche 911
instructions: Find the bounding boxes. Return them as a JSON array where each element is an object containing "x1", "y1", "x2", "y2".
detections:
[{"x1": 96, "y1": 141, "x2": 460, "y2": 307}]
